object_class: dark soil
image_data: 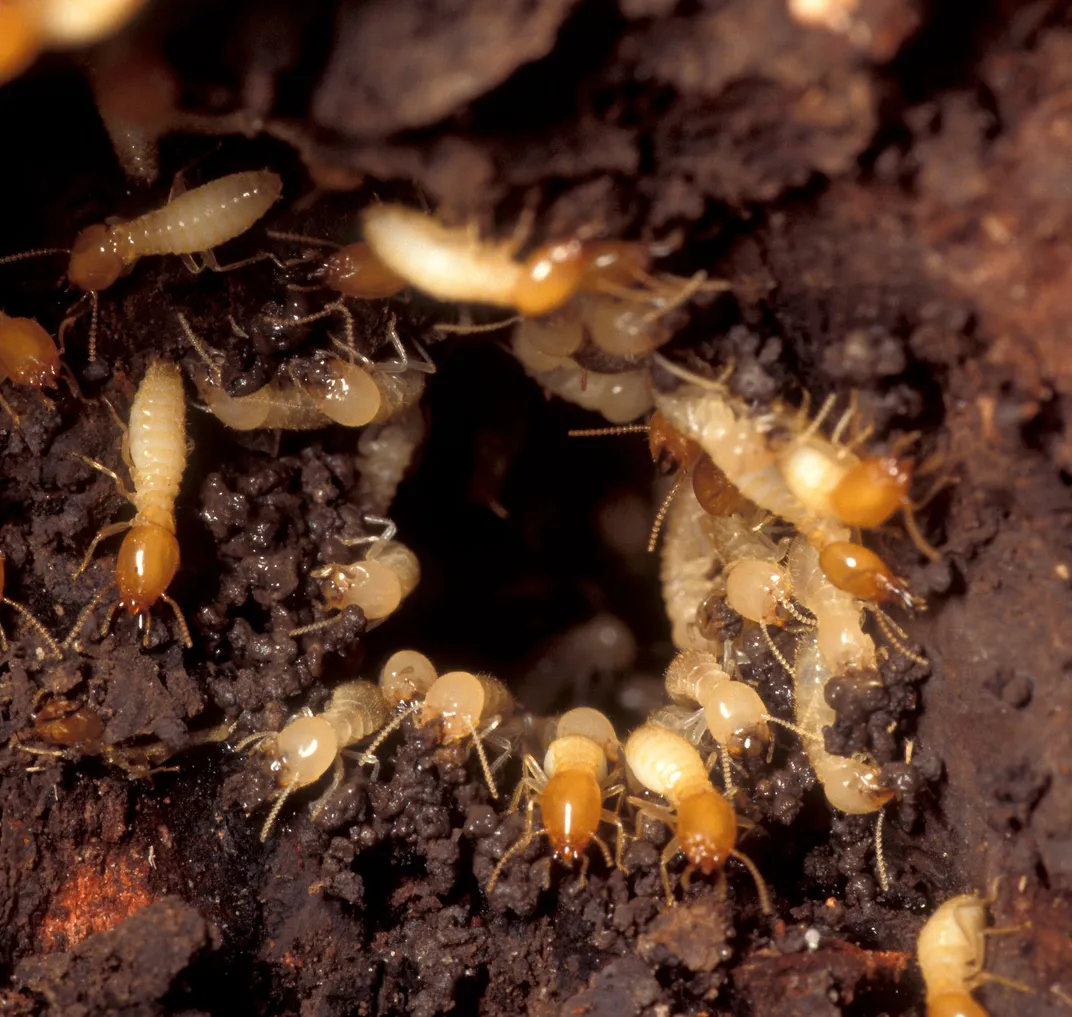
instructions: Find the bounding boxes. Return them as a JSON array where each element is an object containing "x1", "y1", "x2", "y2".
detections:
[{"x1": 1, "y1": 1, "x2": 1070, "y2": 1015}]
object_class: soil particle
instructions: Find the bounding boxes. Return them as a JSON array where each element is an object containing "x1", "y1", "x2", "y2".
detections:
[{"x1": 15, "y1": 897, "x2": 213, "y2": 1017}]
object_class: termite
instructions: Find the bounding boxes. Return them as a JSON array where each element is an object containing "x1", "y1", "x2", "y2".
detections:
[
  {"x1": 0, "y1": 170, "x2": 283, "y2": 360},
  {"x1": 366, "y1": 652, "x2": 516, "y2": 797},
  {"x1": 18, "y1": 696, "x2": 233, "y2": 778},
  {"x1": 512, "y1": 326, "x2": 653, "y2": 425},
  {"x1": 183, "y1": 311, "x2": 427, "y2": 432},
  {"x1": 664, "y1": 648, "x2": 771, "y2": 792},
  {"x1": 0, "y1": 553, "x2": 62, "y2": 659},
  {"x1": 289, "y1": 521, "x2": 420, "y2": 637},
  {"x1": 64, "y1": 360, "x2": 191, "y2": 649},
  {"x1": 362, "y1": 203, "x2": 725, "y2": 320},
  {"x1": 486, "y1": 706, "x2": 627, "y2": 892},
  {"x1": 793, "y1": 630, "x2": 892, "y2": 814},
  {"x1": 776, "y1": 394, "x2": 942, "y2": 561},
  {"x1": 236, "y1": 680, "x2": 390, "y2": 841},
  {"x1": 624, "y1": 720, "x2": 771, "y2": 911},
  {"x1": 818, "y1": 540, "x2": 923, "y2": 612},
  {"x1": 918, "y1": 891, "x2": 1031, "y2": 1017},
  {"x1": 354, "y1": 406, "x2": 426, "y2": 515},
  {"x1": 0, "y1": 313, "x2": 62, "y2": 422}
]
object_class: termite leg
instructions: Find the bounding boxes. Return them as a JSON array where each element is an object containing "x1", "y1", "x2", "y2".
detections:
[
  {"x1": 309, "y1": 755, "x2": 346, "y2": 821},
  {"x1": 357, "y1": 702, "x2": 419, "y2": 772},
  {"x1": 434, "y1": 317, "x2": 520, "y2": 335},
  {"x1": 72, "y1": 520, "x2": 133, "y2": 578},
  {"x1": 160, "y1": 592, "x2": 193, "y2": 648},
  {"x1": 267, "y1": 300, "x2": 355, "y2": 350},
  {"x1": 72, "y1": 452, "x2": 136, "y2": 502}
]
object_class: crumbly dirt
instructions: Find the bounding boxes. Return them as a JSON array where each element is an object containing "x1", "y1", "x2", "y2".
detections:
[{"x1": 0, "y1": 1, "x2": 1070, "y2": 1015}]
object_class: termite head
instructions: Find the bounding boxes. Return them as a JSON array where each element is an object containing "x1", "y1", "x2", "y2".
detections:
[
  {"x1": 724, "y1": 559, "x2": 792, "y2": 626},
  {"x1": 819, "y1": 541, "x2": 922, "y2": 610},
  {"x1": 648, "y1": 411, "x2": 702, "y2": 473},
  {"x1": 325, "y1": 242, "x2": 407, "y2": 300},
  {"x1": 33, "y1": 699, "x2": 104, "y2": 748},
  {"x1": 926, "y1": 992, "x2": 988, "y2": 1017},
  {"x1": 269, "y1": 715, "x2": 338, "y2": 789},
  {"x1": 380, "y1": 649, "x2": 438, "y2": 707},
  {"x1": 318, "y1": 561, "x2": 402, "y2": 620},
  {"x1": 676, "y1": 788, "x2": 737, "y2": 875},
  {"x1": 69, "y1": 223, "x2": 128, "y2": 291},
  {"x1": 541, "y1": 769, "x2": 603, "y2": 862},
  {"x1": 308, "y1": 359, "x2": 383, "y2": 427},
  {"x1": 116, "y1": 523, "x2": 180, "y2": 614},
  {"x1": 830, "y1": 455, "x2": 912, "y2": 528},
  {"x1": 0, "y1": 316, "x2": 61, "y2": 388},
  {"x1": 420, "y1": 670, "x2": 484, "y2": 742},
  {"x1": 515, "y1": 239, "x2": 587, "y2": 317},
  {"x1": 780, "y1": 441, "x2": 846, "y2": 517}
]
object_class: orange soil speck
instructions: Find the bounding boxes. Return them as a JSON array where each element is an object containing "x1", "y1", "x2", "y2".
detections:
[{"x1": 37, "y1": 851, "x2": 155, "y2": 951}]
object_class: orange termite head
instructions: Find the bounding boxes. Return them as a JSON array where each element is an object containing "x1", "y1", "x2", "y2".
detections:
[
  {"x1": 648, "y1": 411, "x2": 702, "y2": 473},
  {"x1": 0, "y1": 315, "x2": 61, "y2": 387},
  {"x1": 325, "y1": 242, "x2": 407, "y2": 299},
  {"x1": 116, "y1": 523, "x2": 180, "y2": 614},
  {"x1": 541, "y1": 769, "x2": 602, "y2": 862},
  {"x1": 829, "y1": 455, "x2": 913, "y2": 528},
  {"x1": 68, "y1": 223, "x2": 128, "y2": 292},
  {"x1": 692, "y1": 453, "x2": 749, "y2": 515},
  {"x1": 514, "y1": 239, "x2": 587, "y2": 317},
  {"x1": 927, "y1": 991, "x2": 989, "y2": 1017},
  {"x1": 818, "y1": 541, "x2": 921, "y2": 610},
  {"x1": 675, "y1": 788, "x2": 736, "y2": 875}
]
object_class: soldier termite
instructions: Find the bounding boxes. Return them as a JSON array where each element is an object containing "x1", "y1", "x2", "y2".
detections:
[
  {"x1": 624, "y1": 720, "x2": 771, "y2": 911},
  {"x1": 486, "y1": 706, "x2": 628, "y2": 893},
  {"x1": 0, "y1": 170, "x2": 282, "y2": 360},
  {"x1": 64, "y1": 360, "x2": 192, "y2": 649},
  {"x1": 236, "y1": 680, "x2": 390, "y2": 841}
]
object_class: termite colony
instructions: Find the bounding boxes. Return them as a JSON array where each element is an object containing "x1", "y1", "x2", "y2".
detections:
[{"x1": 0, "y1": 34, "x2": 1022, "y2": 1017}]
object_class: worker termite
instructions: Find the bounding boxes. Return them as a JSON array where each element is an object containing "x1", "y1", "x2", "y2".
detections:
[
  {"x1": 0, "y1": 553, "x2": 62, "y2": 659},
  {"x1": 512, "y1": 326, "x2": 653, "y2": 425},
  {"x1": 793, "y1": 629, "x2": 892, "y2": 814},
  {"x1": 486, "y1": 706, "x2": 627, "y2": 892},
  {"x1": 664, "y1": 649, "x2": 771, "y2": 791},
  {"x1": 624, "y1": 720, "x2": 770, "y2": 911},
  {"x1": 63, "y1": 360, "x2": 192, "y2": 649},
  {"x1": 362, "y1": 203, "x2": 722, "y2": 319},
  {"x1": 918, "y1": 891, "x2": 1031, "y2": 1017},
  {"x1": 651, "y1": 358, "x2": 852, "y2": 549},
  {"x1": 367, "y1": 651, "x2": 516, "y2": 797},
  {"x1": 237, "y1": 680, "x2": 390, "y2": 841},
  {"x1": 289, "y1": 521, "x2": 420, "y2": 637},
  {"x1": 0, "y1": 170, "x2": 283, "y2": 360},
  {"x1": 183, "y1": 311, "x2": 428, "y2": 432}
]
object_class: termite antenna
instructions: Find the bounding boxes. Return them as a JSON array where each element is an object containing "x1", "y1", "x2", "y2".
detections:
[
  {"x1": 798, "y1": 393, "x2": 838, "y2": 444},
  {"x1": 469, "y1": 717, "x2": 501, "y2": 799},
  {"x1": 265, "y1": 229, "x2": 342, "y2": 249},
  {"x1": 875, "y1": 809, "x2": 891, "y2": 892},
  {"x1": 486, "y1": 806, "x2": 542, "y2": 893},
  {"x1": 341, "y1": 514, "x2": 398, "y2": 546},
  {"x1": 648, "y1": 474, "x2": 687, "y2": 553},
  {"x1": 567, "y1": 424, "x2": 650, "y2": 437},
  {"x1": 434, "y1": 317, "x2": 521, "y2": 334},
  {"x1": 760, "y1": 623, "x2": 795, "y2": 676},
  {"x1": 287, "y1": 613, "x2": 343, "y2": 638},
  {"x1": 729, "y1": 848, "x2": 772, "y2": 915},
  {"x1": 0, "y1": 248, "x2": 70, "y2": 265},
  {"x1": 260, "y1": 778, "x2": 300, "y2": 842},
  {"x1": 159, "y1": 592, "x2": 193, "y2": 649},
  {"x1": 87, "y1": 292, "x2": 100, "y2": 363},
  {"x1": 869, "y1": 606, "x2": 928, "y2": 666},
  {"x1": 650, "y1": 352, "x2": 734, "y2": 392},
  {"x1": 1, "y1": 598, "x2": 63, "y2": 660},
  {"x1": 62, "y1": 582, "x2": 117, "y2": 649}
]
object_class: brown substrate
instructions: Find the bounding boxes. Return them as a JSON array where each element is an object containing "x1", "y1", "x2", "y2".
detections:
[{"x1": 0, "y1": 1, "x2": 1070, "y2": 1015}]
